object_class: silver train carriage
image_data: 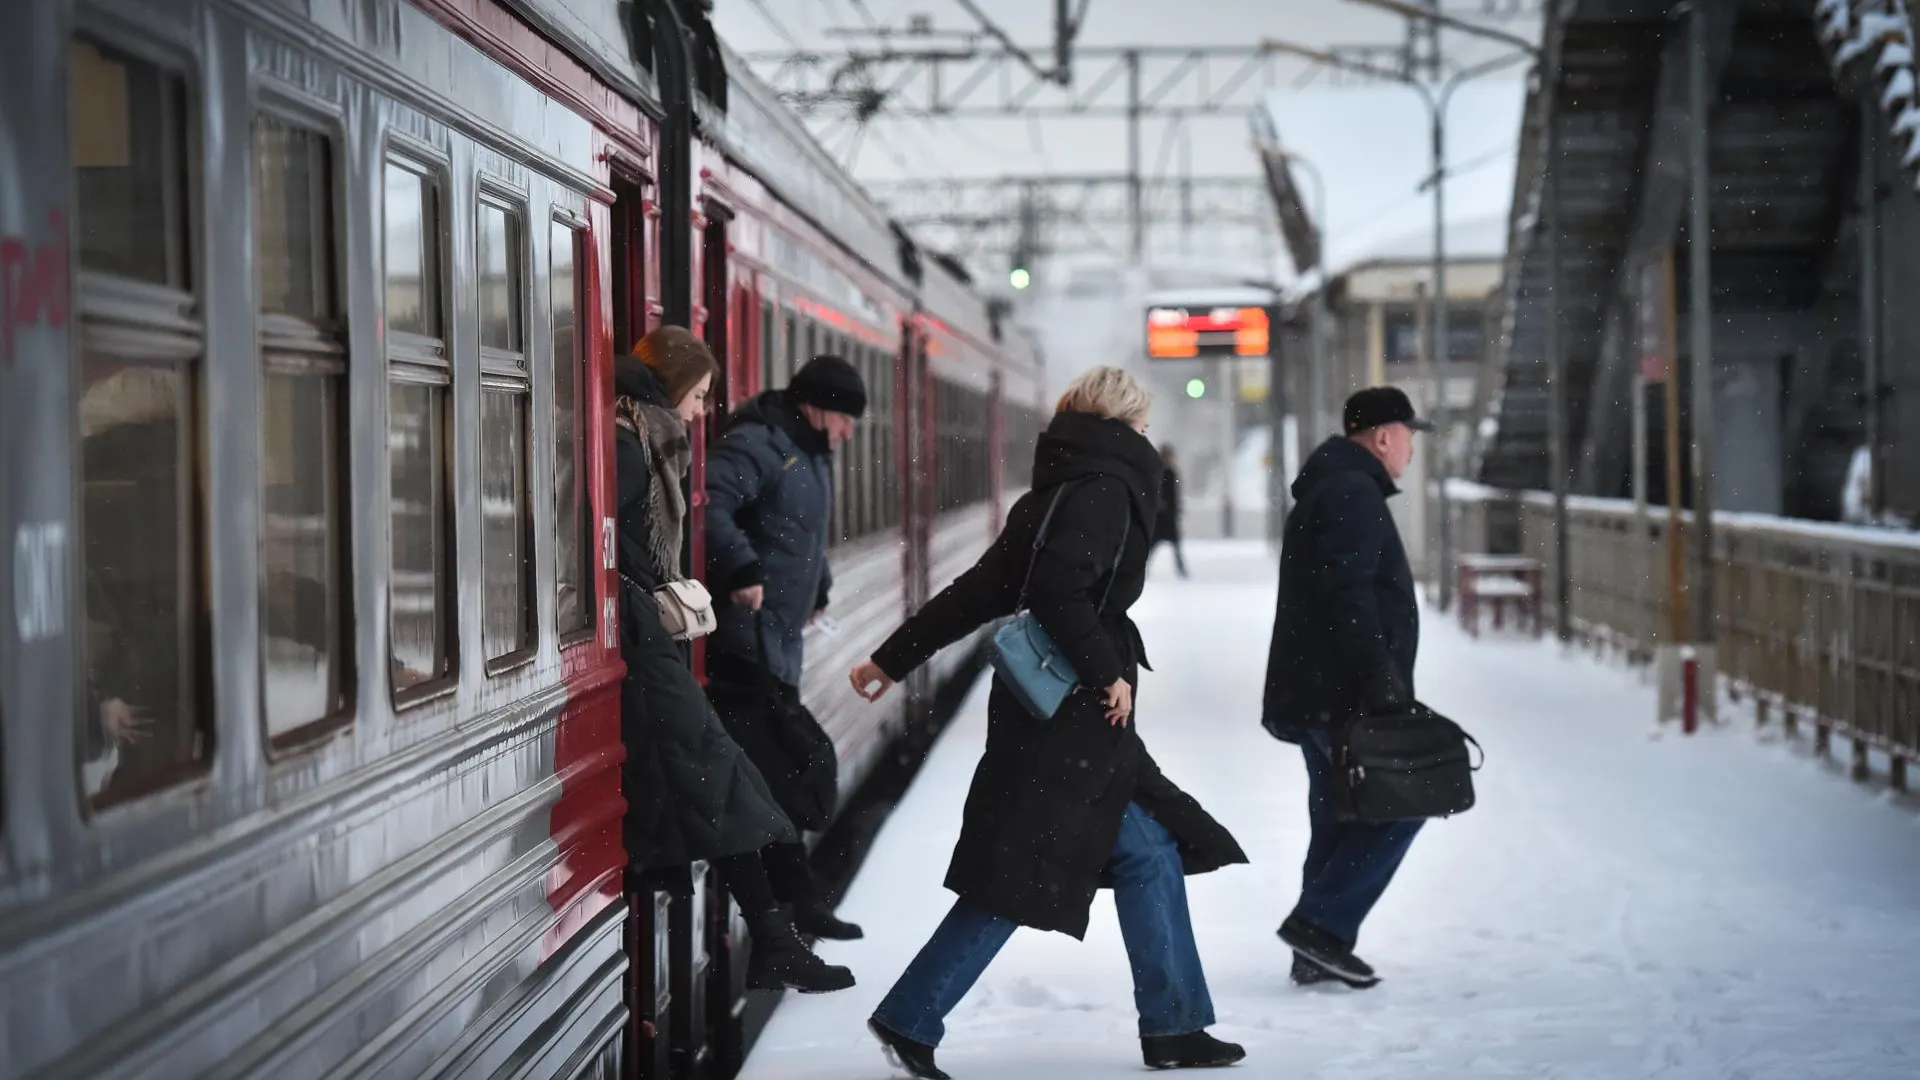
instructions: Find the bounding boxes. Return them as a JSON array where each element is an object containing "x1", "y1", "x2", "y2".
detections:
[{"x1": 0, "y1": 0, "x2": 1046, "y2": 1077}]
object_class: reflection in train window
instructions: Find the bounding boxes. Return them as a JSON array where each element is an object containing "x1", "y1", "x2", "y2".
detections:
[
  {"x1": 552, "y1": 219, "x2": 591, "y2": 640},
  {"x1": 479, "y1": 200, "x2": 534, "y2": 667},
  {"x1": 384, "y1": 158, "x2": 456, "y2": 700},
  {"x1": 256, "y1": 114, "x2": 353, "y2": 742},
  {"x1": 71, "y1": 34, "x2": 210, "y2": 807}
]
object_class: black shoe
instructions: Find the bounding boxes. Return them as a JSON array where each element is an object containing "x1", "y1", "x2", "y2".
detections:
[
  {"x1": 745, "y1": 910, "x2": 856, "y2": 994},
  {"x1": 1289, "y1": 952, "x2": 1337, "y2": 987},
  {"x1": 793, "y1": 900, "x2": 865, "y2": 941},
  {"x1": 869, "y1": 1017, "x2": 951, "y2": 1079},
  {"x1": 1277, "y1": 915, "x2": 1379, "y2": 988},
  {"x1": 1143, "y1": 1030, "x2": 1246, "y2": 1070}
]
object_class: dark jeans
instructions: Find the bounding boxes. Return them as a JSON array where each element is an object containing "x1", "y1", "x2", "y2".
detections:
[
  {"x1": 1290, "y1": 730, "x2": 1424, "y2": 945},
  {"x1": 872, "y1": 804, "x2": 1215, "y2": 1046}
]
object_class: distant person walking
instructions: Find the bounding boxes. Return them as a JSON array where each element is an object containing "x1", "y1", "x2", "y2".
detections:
[
  {"x1": 847, "y1": 367, "x2": 1248, "y2": 1079},
  {"x1": 1262, "y1": 386, "x2": 1431, "y2": 990},
  {"x1": 1152, "y1": 443, "x2": 1189, "y2": 578}
]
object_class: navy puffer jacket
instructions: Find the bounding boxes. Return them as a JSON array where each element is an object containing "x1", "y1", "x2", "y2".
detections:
[{"x1": 702, "y1": 391, "x2": 834, "y2": 687}]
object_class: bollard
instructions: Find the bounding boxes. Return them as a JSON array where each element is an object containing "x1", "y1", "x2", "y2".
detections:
[{"x1": 1681, "y1": 654, "x2": 1699, "y2": 735}]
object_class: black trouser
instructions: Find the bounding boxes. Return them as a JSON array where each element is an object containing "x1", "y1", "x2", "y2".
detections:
[
  {"x1": 711, "y1": 841, "x2": 819, "y2": 917},
  {"x1": 762, "y1": 839, "x2": 822, "y2": 907}
]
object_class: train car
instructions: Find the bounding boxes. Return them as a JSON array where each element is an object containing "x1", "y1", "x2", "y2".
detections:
[
  {"x1": 0, "y1": 0, "x2": 642, "y2": 1075},
  {"x1": 0, "y1": 0, "x2": 1044, "y2": 1077}
]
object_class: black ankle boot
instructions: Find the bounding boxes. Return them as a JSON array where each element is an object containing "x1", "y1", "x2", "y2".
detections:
[
  {"x1": 869, "y1": 1017, "x2": 951, "y2": 1079},
  {"x1": 793, "y1": 899, "x2": 865, "y2": 941},
  {"x1": 1142, "y1": 1030, "x2": 1246, "y2": 1070},
  {"x1": 745, "y1": 909, "x2": 856, "y2": 994}
]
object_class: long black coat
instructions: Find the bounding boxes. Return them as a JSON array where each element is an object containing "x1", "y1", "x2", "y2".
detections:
[
  {"x1": 617, "y1": 407, "x2": 795, "y2": 872},
  {"x1": 1261, "y1": 436, "x2": 1420, "y2": 744},
  {"x1": 871, "y1": 411, "x2": 1248, "y2": 939}
]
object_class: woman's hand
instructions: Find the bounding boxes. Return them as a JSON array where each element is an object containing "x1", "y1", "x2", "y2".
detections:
[
  {"x1": 1103, "y1": 679, "x2": 1133, "y2": 726},
  {"x1": 850, "y1": 660, "x2": 894, "y2": 702},
  {"x1": 731, "y1": 585, "x2": 765, "y2": 611}
]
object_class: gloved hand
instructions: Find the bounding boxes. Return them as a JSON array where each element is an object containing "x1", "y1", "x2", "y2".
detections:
[{"x1": 1360, "y1": 667, "x2": 1411, "y2": 715}]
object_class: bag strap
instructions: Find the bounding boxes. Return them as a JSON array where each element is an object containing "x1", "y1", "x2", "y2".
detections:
[
  {"x1": 751, "y1": 610, "x2": 785, "y2": 694},
  {"x1": 1462, "y1": 730, "x2": 1485, "y2": 771},
  {"x1": 1013, "y1": 478, "x2": 1132, "y2": 614}
]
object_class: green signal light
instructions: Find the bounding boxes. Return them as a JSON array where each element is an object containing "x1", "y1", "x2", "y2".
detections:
[
  {"x1": 1010, "y1": 268, "x2": 1032, "y2": 290},
  {"x1": 1185, "y1": 378, "x2": 1206, "y2": 399}
]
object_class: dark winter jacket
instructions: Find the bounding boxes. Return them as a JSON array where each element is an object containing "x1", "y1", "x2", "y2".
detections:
[
  {"x1": 1261, "y1": 436, "x2": 1419, "y2": 744},
  {"x1": 703, "y1": 391, "x2": 835, "y2": 688},
  {"x1": 616, "y1": 371, "x2": 795, "y2": 872},
  {"x1": 870, "y1": 410, "x2": 1248, "y2": 939},
  {"x1": 1154, "y1": 463, "x2": 1183, "y2": 543}
]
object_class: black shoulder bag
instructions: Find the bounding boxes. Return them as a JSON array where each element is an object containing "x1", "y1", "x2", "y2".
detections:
[{"x1": 1332, "y1": 702, "x2": 1484, "y2": 823}]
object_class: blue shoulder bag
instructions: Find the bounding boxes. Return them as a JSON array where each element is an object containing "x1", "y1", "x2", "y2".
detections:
[{"x1": 989, "y1": 481, "x2": 1130, "y2": 720}]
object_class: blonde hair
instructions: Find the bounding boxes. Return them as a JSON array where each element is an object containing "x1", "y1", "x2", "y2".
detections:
[{"x1": 1055, "y1": 366, "x2": 1152, "y2": 425}]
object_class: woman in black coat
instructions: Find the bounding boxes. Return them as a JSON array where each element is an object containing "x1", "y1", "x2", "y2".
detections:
[
  {"x1": 846, "y1": 367, "x2": 1249, "y2": 1078},
  {"x1": 615, "y1": 327, "x2": 852, "y2": 994}
]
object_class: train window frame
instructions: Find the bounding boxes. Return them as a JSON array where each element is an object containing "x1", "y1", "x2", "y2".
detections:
[
  {"x1": 251, "y1": 100, "x2": 358, "y2": 752},
  {"x1": 759, "y1": 297, "x2": 776, "y2": 395},
  {"x1": 69, "y1": 28, "x2": 215, "y2": 812},
  {"x1": 551, "y1": 211, "x2": 593, "y2": 645},
  {"x1": 475, "y1": 185, "x2": 536, "y2": 675},
  {"x1": 382, "y1": 148, "x2": 460, "y2": 709}
]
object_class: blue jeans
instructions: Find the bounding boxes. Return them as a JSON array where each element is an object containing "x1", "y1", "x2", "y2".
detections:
[
  {"x1": 872, "y1": 804, "x2": 1215, "y2": 1046},
  {"x1": 1290, "y1": 729, "x2": 1424, "y2": 945}
]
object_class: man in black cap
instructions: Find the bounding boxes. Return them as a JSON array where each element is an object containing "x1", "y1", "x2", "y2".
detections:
[
  {"x1": 1260, "y1": 385, "x2": 1433, "y2": 990},
  {"x1": 704, "y1": 353, "x2": 868, "y2": 940}
]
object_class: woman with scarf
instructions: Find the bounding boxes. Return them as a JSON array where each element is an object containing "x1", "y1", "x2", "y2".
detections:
[
  {"x1": 616, "y1": 326, "x2": 853, "y2": 995},
  {"x1": 847, "y1": 367, "x2": 1249, "y2": 1078}
]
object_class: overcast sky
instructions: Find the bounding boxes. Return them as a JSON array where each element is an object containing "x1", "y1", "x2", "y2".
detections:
[{"x1": 713, "y1": 0, "x2": 1539, "y2": 279}]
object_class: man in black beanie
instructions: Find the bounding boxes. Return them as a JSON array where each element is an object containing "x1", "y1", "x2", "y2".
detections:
[{"x1": 703, "y1": 354, "x2": 868, "y2": 941}]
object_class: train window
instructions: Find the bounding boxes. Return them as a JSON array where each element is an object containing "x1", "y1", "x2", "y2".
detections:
[
  {"x1": 783, "y1": 310, "x2": 799, "y2": 380},
  {"x1": 384, "y1": 158, "x2": 457, "y2": 701},
  {"x1": 552, "y1": 219, "x2": 591, "y2": 640},
  {"x1": 255, "y1": 114, "x2": 353, "y2": 743},
  {"x1": 71, "y1": 34, "x2": 210, "y2": 807},
  {"x1": 478, "y1": 199, "x2": 534, "y2": 668}
]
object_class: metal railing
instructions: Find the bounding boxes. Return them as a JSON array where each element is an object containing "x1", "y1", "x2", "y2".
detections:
[{"x1": 1442, "y1": 482, "x2": 1920, "y2": 784}]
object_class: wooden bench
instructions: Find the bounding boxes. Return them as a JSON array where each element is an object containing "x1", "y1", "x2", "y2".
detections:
[{"x1": 1456, "y1": 555, "x2": 1543, "y2": 638}]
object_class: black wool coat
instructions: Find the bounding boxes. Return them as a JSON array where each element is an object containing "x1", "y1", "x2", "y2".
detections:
[
  {"x1": 615, "y1": 379, "x2": 796, "y2": 872},
  {"x1": 1261, "y1": 436, "x2": 1420, "y2": 744},
  {"x1": 871, "y1": 411, "x2": 1248, "y2": 939}
]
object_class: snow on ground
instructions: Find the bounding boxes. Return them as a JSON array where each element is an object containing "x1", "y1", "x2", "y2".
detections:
[{"x1": 742, "y1": 541, "x2": 1920, "y2": 1080}]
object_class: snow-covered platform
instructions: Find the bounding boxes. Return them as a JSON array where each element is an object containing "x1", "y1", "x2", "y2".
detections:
[{"x1": 742, "y1": 541, "x2": 1920, "y2": 1080}]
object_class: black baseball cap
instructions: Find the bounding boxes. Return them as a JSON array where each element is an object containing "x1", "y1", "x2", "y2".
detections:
[{"x1": 1343, "y1": 386, "x2": 1435, "y2": 435}]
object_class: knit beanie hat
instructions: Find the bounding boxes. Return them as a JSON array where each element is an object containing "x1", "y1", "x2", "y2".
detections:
[{"x1": 787, "y1": 354, "x2": 868, "y2": 418}]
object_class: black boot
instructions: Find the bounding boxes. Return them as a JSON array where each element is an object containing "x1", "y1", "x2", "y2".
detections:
[
  {"x1": 793, "y1": 899, "x2": 865, "y2": 941},
  {"x1": 745, "y1": 909, "x2": 856, "y2": 994},
  {"x1": 1142, "y1": 1030, "x2": 1246, "y2": 1070},
  {"x1": 1277, "y1": 915, "x2": 1379, "y2": 988},
  {"x1": 869, "y1": 1017, "x2": 951, "y2": 1080}
]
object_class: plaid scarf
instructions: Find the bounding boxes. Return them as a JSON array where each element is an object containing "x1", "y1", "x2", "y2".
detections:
[{"x1": 616, "y1": 395, "x2": 692, "y2": 583}]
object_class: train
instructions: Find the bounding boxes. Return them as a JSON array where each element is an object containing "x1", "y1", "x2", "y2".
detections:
[{"x1": 0, "y1": 0, "x2": 1046, "y2": 1077}]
